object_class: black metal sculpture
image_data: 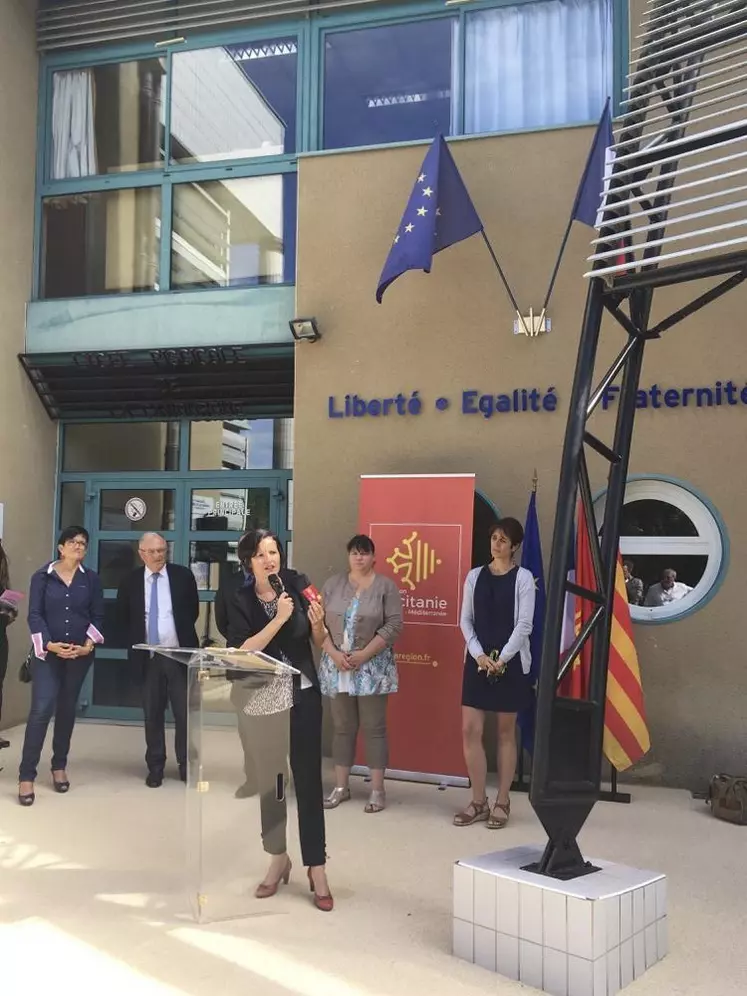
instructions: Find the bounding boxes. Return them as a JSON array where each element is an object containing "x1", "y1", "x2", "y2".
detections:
[{"x1": 529, "y1": 0, "x2": 747, "y2": 879}]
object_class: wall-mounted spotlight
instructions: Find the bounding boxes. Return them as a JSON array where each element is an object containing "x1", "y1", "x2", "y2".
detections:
[{"x1": 289, "y1": 317, "x2": 322, "y2": 342}]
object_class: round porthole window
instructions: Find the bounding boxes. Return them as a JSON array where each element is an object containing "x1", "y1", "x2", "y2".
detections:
[{"x1": 593, "y1": 478, "x2": 727, "y2": 623}]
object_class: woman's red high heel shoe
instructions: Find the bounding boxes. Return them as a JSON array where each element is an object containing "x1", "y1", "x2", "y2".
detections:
[
  {"x1": 255, "y1": 857, "x2": 291, "y2": 899},
  {"x1": 307, "y1": 868, "x2": 334, "y2": 912}
]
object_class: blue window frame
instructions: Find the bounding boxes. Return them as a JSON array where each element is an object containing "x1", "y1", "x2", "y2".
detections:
[
  {"x1": 36, "y1": 25, "x2": 304, "y2": 301},
  {"x1": 322, "y1": 18, "x2": 456, "y2": 151},
  {"x1": 34, "y1": 1, "x2": 628, "y2": 299},
  {"x1": 169, "y1": 38, "x2": 300, "y2": 165}
]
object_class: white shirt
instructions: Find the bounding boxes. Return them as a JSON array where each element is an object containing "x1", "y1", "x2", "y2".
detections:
[
  {"x1": 644, "y1": 580, "x2": 693, "y2": 606},
  {"x1": 144, "y1": 567, "x2": 179, "y2": 648}
]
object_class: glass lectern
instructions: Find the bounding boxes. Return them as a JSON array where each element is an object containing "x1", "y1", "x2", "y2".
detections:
[{"x1": 134, "y1": 644, "x2": 298, "y2": 923}]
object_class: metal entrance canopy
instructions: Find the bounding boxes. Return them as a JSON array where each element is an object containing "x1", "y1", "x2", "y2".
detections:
[{"x1": 18, "y1": 344, "x2": 294, "y2": 420}]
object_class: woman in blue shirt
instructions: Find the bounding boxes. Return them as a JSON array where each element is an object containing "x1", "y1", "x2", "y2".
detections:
[{"x1": 18, "y1": 526, "x2": 104, "y2": 806}]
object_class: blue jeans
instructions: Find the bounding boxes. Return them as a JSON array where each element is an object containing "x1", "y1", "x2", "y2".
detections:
[{"x1": 19, "y1": 654, "x2": 91, "y2": 782}]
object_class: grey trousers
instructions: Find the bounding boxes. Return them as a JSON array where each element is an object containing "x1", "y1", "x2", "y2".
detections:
[
  {"x1": 230, "y1": 681, "x2": 327, "y2": 866},
  {"x1": 329, "y1": 692, "x2": 389, "y2": 769},
  {"x1": 230, "y1": 681, "x2": 288, "y2": 856}
]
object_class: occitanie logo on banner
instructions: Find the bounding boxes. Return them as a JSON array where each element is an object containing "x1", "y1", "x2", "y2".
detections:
[{"x1": 373, "y1": 524, "x2": 463, "y2": 627}]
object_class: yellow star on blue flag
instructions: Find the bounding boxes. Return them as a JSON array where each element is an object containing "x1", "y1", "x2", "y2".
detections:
[{"x1": 376, "y1": 134, "x2": 483, "y2": 303}]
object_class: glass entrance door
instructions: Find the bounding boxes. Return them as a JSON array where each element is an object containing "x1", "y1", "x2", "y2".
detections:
[{"x1": 78, "y1": 473, "x2": 289, "y2": 720}]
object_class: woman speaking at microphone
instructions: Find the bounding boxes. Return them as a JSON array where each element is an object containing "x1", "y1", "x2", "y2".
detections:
[{"x1": 220, "y1": 528, "x2": 333, "y2": 911}]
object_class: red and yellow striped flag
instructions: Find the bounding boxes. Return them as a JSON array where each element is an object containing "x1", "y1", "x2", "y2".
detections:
[
  {"x1": 560, "y1": 502, "x2": 650, "y2": 770},
  {"x1": 605, "y1": 553, "x2": 651, "y2": 770}
]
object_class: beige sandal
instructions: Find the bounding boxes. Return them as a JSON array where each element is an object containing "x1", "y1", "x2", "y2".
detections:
[
  {"x1": 487, "y1": 798, "x2": 510, "y2": 829},
  {"x1": 453, "y1": 797, "x2": 489, "y2": 827}
]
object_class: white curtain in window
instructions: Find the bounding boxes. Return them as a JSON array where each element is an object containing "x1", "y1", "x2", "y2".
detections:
[
  {"x1": 465, "y1": 0, "x2": 613, "y2": 135},
  {"x1": 52, "y1": 69, "x2": 97, "y2": 179}
]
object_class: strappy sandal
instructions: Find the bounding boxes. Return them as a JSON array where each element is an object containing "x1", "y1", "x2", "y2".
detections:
[
  {"x1": 364, "y1": 789, "x2": 386, "y2": 813},
  {"x1": 487, "y1": 798, "x2": 510, "y2": 829},
  {"x1": 453, "y1": 797, "x2": 489, "y2": 827},
  {"x1": 323, "y1": 786, "x2": 351, "y2": 809}
]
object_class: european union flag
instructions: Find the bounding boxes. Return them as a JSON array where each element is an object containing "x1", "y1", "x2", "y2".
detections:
[
  {"x1": 376, "y1": 134, "x2": 483, "y2": 303},
  {"x1": 519, "y1": 490, "x2": 546, "y2": 755},
  {"x1": 571, "y1": 97, "x2": 613, "y2": 228}
]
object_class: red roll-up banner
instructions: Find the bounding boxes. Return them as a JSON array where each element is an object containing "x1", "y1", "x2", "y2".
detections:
[{"x1": 358, "y1": 474, "x2": 475, "y2": 782}]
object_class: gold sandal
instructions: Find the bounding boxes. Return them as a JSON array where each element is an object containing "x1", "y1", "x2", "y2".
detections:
[
  {"x1": 453, "y1": 797, "x2": 489, "y2": 827},
  {"x1": 487, "y1": 798, "x2": 510, "y2": 829}
]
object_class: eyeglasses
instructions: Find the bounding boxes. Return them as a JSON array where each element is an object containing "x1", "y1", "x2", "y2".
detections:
[{"x1": 65, "y1": 540, "x2": 88, "y2": 549}]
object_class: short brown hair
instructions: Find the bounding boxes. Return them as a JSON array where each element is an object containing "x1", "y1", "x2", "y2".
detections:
[{"x1": 489, "y1": 517, "x2": 524, "y2": 549}]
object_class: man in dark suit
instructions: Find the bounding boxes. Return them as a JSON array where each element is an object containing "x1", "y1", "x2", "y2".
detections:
[{"x1": 117, "y1": 532, "x2": 199, "y2": 787}]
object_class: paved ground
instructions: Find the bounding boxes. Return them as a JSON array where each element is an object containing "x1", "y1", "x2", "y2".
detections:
[{"x1": 0, "y1": 722, "x2": 743, "y2": 995}]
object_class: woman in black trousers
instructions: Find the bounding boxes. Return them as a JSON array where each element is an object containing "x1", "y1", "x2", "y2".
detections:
[{"x1": 219, "y1": 528, "x2": 333, "y2": 912}]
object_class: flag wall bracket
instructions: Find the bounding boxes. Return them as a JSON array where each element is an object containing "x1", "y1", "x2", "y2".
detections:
[{"x1": 513, "y1": 309, "x2": 551, "y2": 337}]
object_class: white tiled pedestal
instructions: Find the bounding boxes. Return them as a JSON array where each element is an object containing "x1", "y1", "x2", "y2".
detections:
[{"x1": 453, "y1": 846, "x2": 667, "y2": 995}]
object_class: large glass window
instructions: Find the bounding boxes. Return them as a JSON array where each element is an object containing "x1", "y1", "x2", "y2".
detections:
[
  {"x1": 464, "y1": 0, "x2": 613, "y2": 135},
  {"x1": 40, "y1": 4, "x2": 620, "y2": 299},
  {"x1": 594, "y1": 479, "x2": 727, "y2": 623},
  {"x1": 62, "y1": 422, "x2": 178, "y2": 472},
  {"x1": 189, "y1": 419, "x2": 293, "y2": 470},
  {"x1": 170, "y1": 39, "x2": 298, "y2": 164},
  {"x1": 171, "y1": 175, "x2": 295, "y2": 289},
  {"x1": 323, "y1": 19, "x2": 456, "y2": 150},
  {"x1": 42, "y1": 188, "x2": 160, "y2": 298},
  {"x1": 51, "y1": 60, "x2": 166, "y2": 179}
]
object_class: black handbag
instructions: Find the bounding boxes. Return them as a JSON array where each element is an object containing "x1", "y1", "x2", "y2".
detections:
[
  {"x1": 708, "y1": 774, "x2": 747, "y2": 826},
  {"x1": 19, "y1": 647, "x2": 33, "y2": 683}
]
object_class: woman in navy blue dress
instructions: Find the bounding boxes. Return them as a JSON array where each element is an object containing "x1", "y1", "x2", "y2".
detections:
[{"x1": 454, "y1": 518, "x2": 535, "y2": 830}]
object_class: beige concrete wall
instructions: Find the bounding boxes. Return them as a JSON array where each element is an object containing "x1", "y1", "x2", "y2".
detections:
[
  {"x1": 293, "y1": 125, "x2": 747, "y2": 790},
  {"x1": 0, "y1": 0, "x2": 57, "y2": 730}
]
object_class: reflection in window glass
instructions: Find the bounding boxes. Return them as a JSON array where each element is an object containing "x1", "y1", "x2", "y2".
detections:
[
  {"x1": 464, "y1": 0, "x2": 612, "y2": 134},
  {"x1": 59, "y1": 482, "x2": 85, "y2": 529},
  {"x1": 197, "y1": 602, "x2": 228, "y2": 648},
  {"x1": 189, "y1": 419, "x2": 293, "y2": 470},
  {"x1": 93, "y1": 657, "x2": 144, "y2": 708},
  {"x1": 63, "y1": 423, "x2": 177, "y2": 472},
  {"x1": 102, "y1": 600, "x2": 127, "y2": 649},
  {"x1": 170, "y1": 39, "x2": 297, "y2": 164},
  {"x1": 98, "y1": 539, "x2": 174, "y2": 589},
  {"x1": 191, "y1": 487, "x2": 270, "y2": 532},
  {"x1": 171, "y1": 174, "x2": 295, "y2": 288},
  {"x1": 99, "y1": 490, "x2": 176, "y2": 532},
  {"x1": 624, "y1": 557, "x2": 705, "y2": 607},
  {"x1": 190, "y1": 541, "x2": 238, "y2": 591},
  {"x1": 622, "y1": 500, "x2": 697, "y2": 538},
  {"x1": 323, "y1": 19, "x2": 455, "y2": 150},
  {"x1": 596, "y1": 479, "x2": 726, "y2": 623},
  {"x1": 42, "y1": 188, "x2": 160, "y2": 299},
  {"x1": 51, "y1": 60, "x2": 166, "y2": 179}
]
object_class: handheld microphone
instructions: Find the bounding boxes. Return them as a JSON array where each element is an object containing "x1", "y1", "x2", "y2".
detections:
[{"x1": 268, "y1": 573, "x2": 285, "y2": 598}]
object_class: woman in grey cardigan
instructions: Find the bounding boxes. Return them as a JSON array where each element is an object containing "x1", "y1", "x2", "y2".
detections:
[{"x1": 315, "y1": 535, "x2": 403, "y2": 813}]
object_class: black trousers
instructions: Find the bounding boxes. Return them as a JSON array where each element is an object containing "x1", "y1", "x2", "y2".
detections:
[
  {"x1": 290, "y1": 687, "x2": 327, "y2": 868},
  {"x1": 143, "y1": 653, "x2": 187, "y2": 774}
]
